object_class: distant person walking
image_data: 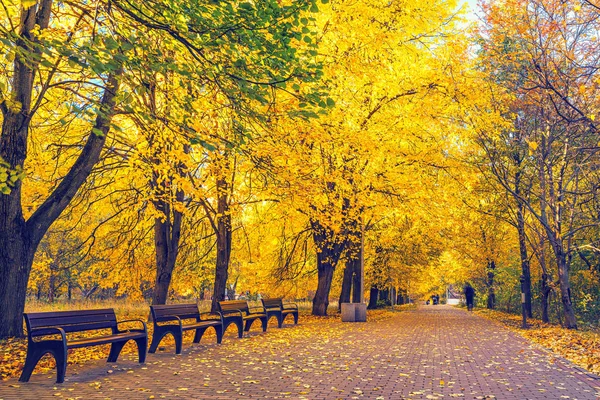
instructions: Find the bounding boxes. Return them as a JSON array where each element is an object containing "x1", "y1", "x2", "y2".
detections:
[{"x1": 464, "y1": 284, "x2": 475, "y2": 311}]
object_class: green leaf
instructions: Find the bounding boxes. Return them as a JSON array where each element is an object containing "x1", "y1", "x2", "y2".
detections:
[
  {"x1": 326, "y1": 97, "x2": 335, "y2": 107},
  {"x1": 92, "y1": 128, "x2": 104, "y2": 137}
]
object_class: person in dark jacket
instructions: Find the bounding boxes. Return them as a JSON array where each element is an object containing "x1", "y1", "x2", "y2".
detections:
[{"x1": 464, "y1": 284, "x2": 475, "y2": 311}]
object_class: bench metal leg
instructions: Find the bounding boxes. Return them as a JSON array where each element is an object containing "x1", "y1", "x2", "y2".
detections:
[
  {"x1": 277, "y1": 314, "x2": 284, "y2": 328},
  {"x1": 224, "y1": 319, "x2": 243, "y2": 338},
  {"x1": 260, "y1": 317, "x2": 268, "y2": 332},
  {"x1": 266, "y1": 312, "x2": 282, "y2": 328},
  {"x1": 244, "y1": 319, "x2": 253, "y2": 332},
  {"x1": 149, "y1": 326, "x2": 182, "y2": 354},
  {"x1": 293, "y1": 312, "x2": 299, "y2": 324},
  {"x1": 134, "y1": 337, "x2": 147, "y2": 363},
  {"x1": 214, "y1": 325, "x2": 223, "y2": 344},
  {"x1": 149, "y1": 329, "x2": 167, "y2": 354},
  {"x1": 193, "y1": 328, "x2": 207, "y2": 344},
  {"x1": 19, "y1": 340, "x2": 67, "y2": 383},
  {"x1": 107, "y1": 340, "x2": 127, "y2": 363}
]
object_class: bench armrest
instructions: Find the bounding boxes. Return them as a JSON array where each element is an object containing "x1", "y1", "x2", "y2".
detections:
[
  {"x1": 283, "y1": 303, "x2": 298, "y2": 310},
  {"x1": 117, "y1": 318, "x2": 148, "y2": 333},
  {"x1": 29, "y1": 326, "x2": 67, "y2": 344}
]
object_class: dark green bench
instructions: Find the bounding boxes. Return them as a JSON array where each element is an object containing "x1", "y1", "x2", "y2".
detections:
[
  {"x1": 217, "y1": 300, "x2": 268, "y2": 336},
  {"x1": 261, "y1": 298, "x2": 299, "y2": 328},
  {"x1": 20, "y1": 309, "x2": 147, "y2": 383},
  {"x1": 149, "y1": 303, "x2": 223, "y2": 354}
]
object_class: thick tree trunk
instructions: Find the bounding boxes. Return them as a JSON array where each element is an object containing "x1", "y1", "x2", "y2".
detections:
[
  {"x1": 0, "y1": 231, "x2": 35, "y2": 337},
  {"x1": 312, "y1": 248, "x2": 336, "y2": 316},
  {"x1": 211, "y1": 177, "x2": 232, "y2": 313},
  {"x1": 486, "y1": 260, "x2": 496, "y2": 309},
  {"x1": 556, "y1": 250, "x2": 577, "y2": 328},
  {"x1": 310, "y1": 218, "x2": 346, "y2": 316},
  {"x1": 367, "y1": 286, "x2": 379, "y2": 309}
]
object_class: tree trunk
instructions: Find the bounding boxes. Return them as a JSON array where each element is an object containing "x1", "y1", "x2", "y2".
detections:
[
  {"x1": 367, "y1": 286, "x2": 379, "y2": 309},
  {"x1": 311, "y1": 248, "x2": 336, "y2": 316},
  {"x1": 515, "y1": 173, "x2": 532, "y2": 317},
  {"x1": 151, "y1": 181, "x2": 184, "y2": 305},
  {"x1": 556, "y1": 250, "x2": 577, "y2": 328},
  {"x1": 210, "y1": 177, "x2": 232, "y2": 313},
  {"x1": 379, "y1": 288, "x2": 390, "y2": 306},
  {"x1": 310, "y1": 218, "x2": 346, "y2": 316},
  {"x1": 338, "y1": 261, "x2": 353, "y2": 311},
  {"x1": 486, "y1": 260, "x2": 496, "y2": 309},
  {"x1": 541, "y1": 273, "x2": 551, "y2": 323},
  {"x1": 351, "y1": 259, "x2": 362, "y2": 303},
  {"x1": 48, "y1": 266, "x2": 56, "y2": 303}
]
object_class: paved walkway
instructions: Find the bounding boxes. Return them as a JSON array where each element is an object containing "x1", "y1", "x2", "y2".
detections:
[{"x1": 1, "y1": 305, "x2": 599, "y2": 399}]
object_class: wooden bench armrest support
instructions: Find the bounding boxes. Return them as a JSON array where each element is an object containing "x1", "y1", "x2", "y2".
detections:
[
  {"x1": 29, "y1": 326, "x2": 67, "y2": 344},
  {"x1": 117, "y1": 319, "x2": 147, "y2": 332}
]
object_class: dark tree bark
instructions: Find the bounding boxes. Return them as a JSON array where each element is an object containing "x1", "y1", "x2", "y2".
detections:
[
  {"x1": 554, "y1": 247, "x2": 577, "y2": 328},
  {"x1": 0, "y1": 1, "x2": 121, "y2": 337},
  {"x1": 338, "y1": 261, "x2": 354, "y2": 311},
  {"x1": 541, "y1": 273, "x2": 551, "y2": 323},
  {"x1": 311, "y1": 219, "x2": 346, "y2": 316},
  {"x1": 338, "y1": 237, "x2": 362, "y2": 309},
  {"x1": 210, "y1": 176, "x2": 232, "y2": 313},
  {"x1": 150, "y1": 136, "x2": 186, "y2": 305},
  {"x1": 514, "y1": 169, "x2": 533, "y2": 317},
  {"x1": 151, "y1": 196, "x2": 183, "y2": 305},
  {"x1": 367, "y1": 286, "x2": 379, "y2": 309},
  {"x1": 351, "y1": 257, "x2": 362, "y2": 303},
  {"x1": 486, "y1": 260, "x2": 496, "y2": 309}
]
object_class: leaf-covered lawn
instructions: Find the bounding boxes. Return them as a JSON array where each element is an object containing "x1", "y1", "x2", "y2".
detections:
[{"x1": 475, "y1": 308, "x2": 600, "y2": 375}]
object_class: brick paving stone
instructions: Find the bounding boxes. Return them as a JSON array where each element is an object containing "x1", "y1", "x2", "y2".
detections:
[{"x1": 1, "y1": 305, "x2": 599, "y2": 399}]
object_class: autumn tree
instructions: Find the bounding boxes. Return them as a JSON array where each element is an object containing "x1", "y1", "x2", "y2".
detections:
[{"x1": 477, "y1": 0, "x2": 600, "y2": 328}]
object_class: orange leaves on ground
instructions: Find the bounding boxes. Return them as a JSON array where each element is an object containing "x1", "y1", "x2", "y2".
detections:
[{"x1": 477, "y1": 308, "x2": 600, "y2": 374}]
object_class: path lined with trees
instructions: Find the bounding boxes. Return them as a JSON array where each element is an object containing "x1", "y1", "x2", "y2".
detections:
[{"x1": 1, "y1": 306, "x2": 598, "y2": 399}]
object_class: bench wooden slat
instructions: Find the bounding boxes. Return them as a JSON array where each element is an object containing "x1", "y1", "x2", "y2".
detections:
[{"x1": 218, "y1": 300, "x2": 250, "y2": 314}]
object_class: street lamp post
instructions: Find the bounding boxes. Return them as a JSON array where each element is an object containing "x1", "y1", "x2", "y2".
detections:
[{"x1": 520, "y1": 275, "x2": 527, "y2": 329}]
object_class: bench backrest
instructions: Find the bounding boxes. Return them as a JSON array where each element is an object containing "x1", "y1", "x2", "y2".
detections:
[
  {"x1": 261, "y1": 298, "x2": 283, "y2": 309},
  {"x1": 24, "y1": 309, "x2": 117, "y2": 337},
  {"x1": 218, "y1": 300, "x2": 249, "y2": 315},
  {"x1": 150, "y1": 303, "x2": 200, "y2": 322}
]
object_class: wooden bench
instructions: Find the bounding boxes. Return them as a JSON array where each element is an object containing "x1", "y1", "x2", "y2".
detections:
[
  {"x1": 217, "y1": 300, "x2": 268, "y2": 336},
  {"x1": 148, "y1": 303, "x2": 223, "y2": 354},
  {"x1": 261, "y1": 298, "x2": 299, "y2": 328},
  {"x1": 20, "y1": 309, "x2": 147, "y2": 383}
]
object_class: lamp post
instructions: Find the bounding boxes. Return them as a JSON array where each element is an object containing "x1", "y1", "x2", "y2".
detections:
[{"x1": 520, "y1": 275, "x2": 527, "y2": 329}]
